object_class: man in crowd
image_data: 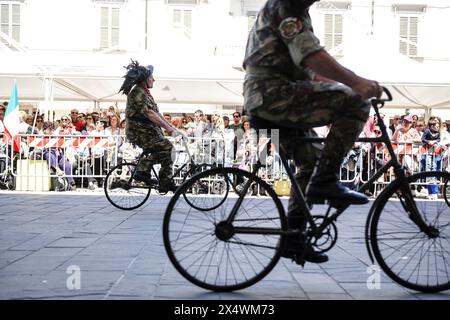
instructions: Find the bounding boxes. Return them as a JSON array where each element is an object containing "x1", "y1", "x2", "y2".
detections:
[{"x1": 229, "y1": 112, "x2": 243, "y2": 132}]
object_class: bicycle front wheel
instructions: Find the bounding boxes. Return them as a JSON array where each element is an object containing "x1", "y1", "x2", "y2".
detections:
[
  {"x1": 163, "y1": 167, "x2": 287, "y2": 291},
  {"x1": 444, "y1": 179, "x2": 450, "y2": 207},
  {"x1": 104, "y1": 163, "x2": 152, "y2": 210},
  {"x1": 370, "y1": 171, "x2": 450, "y2": 292}
]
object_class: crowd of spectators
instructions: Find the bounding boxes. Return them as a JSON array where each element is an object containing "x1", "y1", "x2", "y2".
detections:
[
  {"x1": 1, "y1": 101, "x2": 450, "y2": 194},
  {"x1": 347, "y1": 113, "x2": 450, "y2": 198}
]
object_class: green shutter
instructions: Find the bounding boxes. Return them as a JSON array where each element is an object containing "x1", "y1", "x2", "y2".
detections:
[{"x1": 183, "y1": 10, "x2": 192, "y2": 29}]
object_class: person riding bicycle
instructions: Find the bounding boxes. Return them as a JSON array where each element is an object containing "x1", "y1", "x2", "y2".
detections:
[
  {"x1": 243, "y1": 0, "x2": 382, "y2": 264},
  {"x1": 119, "y1": 60, "x2": 178, "y2": 193}
]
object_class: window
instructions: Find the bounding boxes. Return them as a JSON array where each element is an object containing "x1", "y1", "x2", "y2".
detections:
[
  {"x1": 393, "y1": 5, "x2": 425, "y2": 59},
  {"x1": 0, "y1": 1, "x2": 21, "y2": 45},
  {"x1": 399, "y1": 16, "x2": 418, "y2": 57},
  {"x1": 318, "y1": 2, "x2": 349, "y2": 53},
  {"x1": 324, "y1": 13, "x2": 343, "y2": 51},
  {"x1": 100, "y1": 6, "x2": 120, "y2": 49},
  {"x1": 172, "y1": 9, "x2": 192, "y2": 38}
]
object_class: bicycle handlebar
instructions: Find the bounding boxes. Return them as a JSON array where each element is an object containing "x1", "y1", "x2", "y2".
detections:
[{"x1": 371, "y1": 86, "x2": 392, "y2": 108}]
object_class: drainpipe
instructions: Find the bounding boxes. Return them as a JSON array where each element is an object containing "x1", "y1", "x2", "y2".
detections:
[{"x1": 145, "y1": 0, "x2": 148, "y2": 50}]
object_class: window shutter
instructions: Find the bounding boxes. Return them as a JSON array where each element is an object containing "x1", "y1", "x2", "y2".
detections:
[
  {"x1": 324, "y1": 13, "x2": 343, "y2": 50},
  {"x1": 11, "y1": 4, "x2": 20, "y2": 41},
  {"x1": 100, "y1": 7, "x2": 109, "y2": 48},
  {"x1": 324, "y1": 14, "x2": 333, "y2": 50},
  {"x1": 399, "y1": 16, "x2": 418, "y2": 57},
  {"x1": 183, "y1": 10, "x2": 192, "y2": 29},
  {"x1": 399, "y1": 17, "x2": 407, "y2": 55},
  {"x1": 173, "y1": 9, "x2": 181, "y2": 24},
  {"x1": 334, "y1": 14, "x2": 343, "y2": 47},
  {"x1": 409, "y1": 17, "x2": 418, "y2": 56},
  {"x1": 111, "y1": 7, "x2": 120, "y2": 46}
]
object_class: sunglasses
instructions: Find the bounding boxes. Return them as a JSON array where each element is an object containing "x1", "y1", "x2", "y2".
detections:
[
  {"x1": 36, "y1": 120, "x2": 43, "y2": 123},
  {"x1": 233, "y1": 115, "x2": 241, "y2": 118},
  {"x1": 374, "y1": 130, "x2": 381, "y2": 134},
  {"x1": 61, "y1": 119, "x2": 70, "y2": 122}
]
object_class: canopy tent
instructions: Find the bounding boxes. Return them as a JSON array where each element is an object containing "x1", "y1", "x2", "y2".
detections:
[
  {"x1": 1, "y1": 47, "x2": 449, "y2": 115},
  {"x1": 0, "y1": 51, "x2": 244, "y2": 106},
  {"x1": 336, "y1": 36, "x2": 450, "y2": 114}
]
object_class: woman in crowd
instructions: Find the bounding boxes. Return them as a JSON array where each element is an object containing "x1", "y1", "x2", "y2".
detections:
[
  {"x1": 34, "y1": 115, "x2": 45, "y2": 134},
  {"x1": 210, "y1": 112, "x2": 226, "y2": 166},
  {"x1": 119, "y1": 119, "x2": 127, "y2": 135},
  {"x1": 415, "y1": 120, "x2": 425, "y2": 137},
  {"x1": 43, "y1": 115, "x2": 77, "y2": 191},
  {"x1": 105, "y1": 114, "x2": 122, "y2": 167},
  {"x1": 54, "y1": 115, "x2": 79, "y2": 136},
  {"x1": 440, "y1": 121, "x2": 450, "y2": 172},
  {"x1": 391, "y1": 115, "x2": 421, "y2": 173},
  {"x1": 235, "y1": 120, "x2": 257, "y2": 170},
  {"x1": 420, "y1": 118, "x2": 442, "y2": 199}
]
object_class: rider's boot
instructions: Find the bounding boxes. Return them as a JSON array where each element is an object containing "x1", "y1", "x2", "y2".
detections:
[
  {"x1": 159, "y1": 180, "x2": 178, "y2": 193},
  {"x1": 306, "y1": 157, "x2": 368, "y2": 206},
  {"x1": 279, "y1": 232, "x2": 329, "y2": 265},
  {"x1": 281, "y1": 184, "x2": 329, "y2": 265},
  {"x1": 134, "y1": 171, "x2": 158, "y2": 186}
]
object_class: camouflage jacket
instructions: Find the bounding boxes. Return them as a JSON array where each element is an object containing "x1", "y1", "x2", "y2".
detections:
[
  {"x1": 243, "y1": 0, "x2": 324, "y2": 112},
  {"x1": 243, "y1": 0, "x2": 323, "y2": 79},
  {"x1": 125, "y1": 85, "x2": 164, "y2": 141}
]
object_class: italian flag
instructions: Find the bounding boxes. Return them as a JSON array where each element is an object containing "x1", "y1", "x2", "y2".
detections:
[{"x1": 2, "y1": 81, "x2": 20, "y2": 152}]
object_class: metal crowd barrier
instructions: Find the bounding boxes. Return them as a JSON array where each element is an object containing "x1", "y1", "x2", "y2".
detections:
[
  {"x1": 3, "y1": 133, "x2": 449, "y2": 194},
  {"x1": 0, "y1": 133, "x2": 14, "y2": 190}
]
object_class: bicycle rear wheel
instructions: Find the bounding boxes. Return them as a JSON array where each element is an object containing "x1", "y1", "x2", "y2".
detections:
[
  {"x1": 182, "y1": 164, "x2": 228, "y2": 211},
  {"x1": 369, "y1": 171, "x2": 450, "y2": 292},
  {"x1": 104, "y1": 163, "x2": 152, "y2": 210},
  {"x1": 163, "y1": 167, "x2": 287, "y2": 291}
]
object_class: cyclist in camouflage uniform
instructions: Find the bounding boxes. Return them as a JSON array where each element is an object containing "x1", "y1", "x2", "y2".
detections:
[
  {"x1": 119, "y1": 60, "x2": 178, "y2": 193},
  {"x1": 243, "y1": 0, "x2": 382, "y2": 264}
]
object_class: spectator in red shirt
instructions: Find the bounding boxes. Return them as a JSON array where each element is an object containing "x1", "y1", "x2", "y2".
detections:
[{"x1": 70, "y1": 108, "x2": 85, "y2": 132}]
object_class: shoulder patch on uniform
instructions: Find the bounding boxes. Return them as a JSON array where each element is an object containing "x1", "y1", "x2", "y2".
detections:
[{"x1": 279, "y1": 17, "x2": 303, "y2": 39}]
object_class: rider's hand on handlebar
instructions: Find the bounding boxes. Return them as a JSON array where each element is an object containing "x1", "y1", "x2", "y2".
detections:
[
  {"x1": 352, "y1": 78, "x2": 383, "y2": 100},
  {"x1": 171, "y1": 128, "x2": 184, "y2": 139}
]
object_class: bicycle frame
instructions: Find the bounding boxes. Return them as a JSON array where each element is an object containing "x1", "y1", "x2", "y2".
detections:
[
  {"x1": 230, "y1": 87, "x2": 434, "y2": 241},
  {"x1": 130, "y1": 134, "x2": 196, "y2": 186}
]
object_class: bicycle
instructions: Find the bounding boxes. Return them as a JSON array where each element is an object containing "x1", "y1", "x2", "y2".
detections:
[
  {"x1": 104, "y1": 134, "x2": 226, "y2": 210},
  {"x1": 163, "y1": 88, "x2": 450, "y2": 293}
]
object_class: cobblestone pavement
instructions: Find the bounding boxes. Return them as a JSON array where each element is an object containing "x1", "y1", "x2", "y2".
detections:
[{"x1": 0, "y1": 191, "x2": 449, "y2": 300}]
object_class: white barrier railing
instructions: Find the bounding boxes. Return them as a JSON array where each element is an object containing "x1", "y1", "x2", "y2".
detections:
[
  {"x1": 2, "y1": 133, "x2": 449, "y2": 193},
  {"x1": 0, "y1": 133, "x2": 14, "y2": 190}
]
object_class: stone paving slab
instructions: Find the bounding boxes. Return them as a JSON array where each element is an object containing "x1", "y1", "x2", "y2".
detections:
[{"x1": 0, "y1": 191, "x2": 450, "y2": 300}]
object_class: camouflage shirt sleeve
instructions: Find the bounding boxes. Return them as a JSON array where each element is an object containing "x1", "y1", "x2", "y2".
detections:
[{"x1": 274, "y1": 9, "x2": 323, "y2": 68}]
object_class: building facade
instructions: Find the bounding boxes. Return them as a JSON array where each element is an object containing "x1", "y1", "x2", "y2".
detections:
[{"x1": 1, "y1": 0, "x2": 449, "y2": 114}]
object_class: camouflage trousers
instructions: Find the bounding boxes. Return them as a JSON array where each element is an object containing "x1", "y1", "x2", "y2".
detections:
[
  {"x1": 245, "y1": 80, "x2": 370, "y2": 229},
  {"x1": 130, "y1": 135, "x2": 174, "y2": 189}
]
